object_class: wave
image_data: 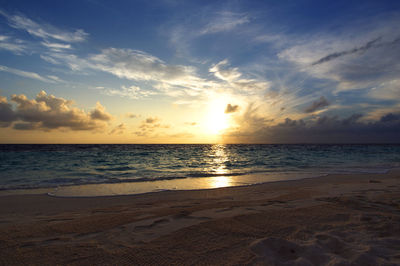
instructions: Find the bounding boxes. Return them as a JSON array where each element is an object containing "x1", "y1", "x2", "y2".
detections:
[
  {"x1": 1, "y1": 166, "x2": 397, "y2": 192},
  {"x1": 1, "y1": 144, "x2": 400, "y2": 192}
]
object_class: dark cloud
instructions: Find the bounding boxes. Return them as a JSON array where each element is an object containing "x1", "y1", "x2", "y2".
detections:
[
  {"x1": 304, "y1": 96, "x2": 330, "y2": 113},
  {"x1": 184, "y1": 122, "x2": 197, "y2": 126},
  {"x1": 0, "y1": 96, "x2": 16, "y2": 127},
  {"x1": 380, "y1": 113, "x2": 400, "y2": 123},
  {"x1": 225, "y1": 111, "x2": 400, "y2": 144},
  {"x1": 126, "y1": 113, "x2": 137, "y2": 118},
  {"x1": 169, "y1": 132, "x2": 194, "y2": 138},
  {"x1": 0, "y1": 91, "x2": 112, "y2": 131},
  {"x1": 282, "y1": 33, "x2": 400, "y2": 95},
  {"x1": 109, "y1": 123, "x2": 126, "y2": 135},
  {"x1": 311, "y1": 37, "x2": 381, "y2": 66},
  {"x1": 13, "y1": 122, "x2": 38, "y2": 130},
  {"x1": 90, "y1": 102, "x2": 113, "y2": 121},
  {"x1": 134, "y1": 117, "x2": 169, "y2": 137},
  {"x1": 145, "y1": 117, "x2": 159, "y2": 124},
  {"x1": 225, "y1": 104, "x2": 239, "y2": 114}
]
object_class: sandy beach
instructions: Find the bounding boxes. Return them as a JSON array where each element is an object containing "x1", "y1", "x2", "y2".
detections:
[{"x1": 0, "y1": 170, "x2": 399, "y2": 265}]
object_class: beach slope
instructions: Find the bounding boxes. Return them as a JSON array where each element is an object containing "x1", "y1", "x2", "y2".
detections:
[{"x1": 1, "y1": 171, "x2": 400, "y2": 265}]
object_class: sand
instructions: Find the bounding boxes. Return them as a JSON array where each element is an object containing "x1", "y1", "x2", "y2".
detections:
[{"x1": 0, "y1": 170, "x2": 399, "y2": 265}]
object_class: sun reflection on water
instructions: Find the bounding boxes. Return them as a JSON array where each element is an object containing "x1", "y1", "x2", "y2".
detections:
[
  {"x1": 210, "y1": 175, "x2": 231, "y2": 188},
  {"x1": 208, "y1": 144, "x2": 232, "y2": 188}
]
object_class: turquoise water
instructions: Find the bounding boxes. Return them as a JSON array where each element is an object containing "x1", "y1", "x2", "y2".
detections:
[{"x1": 0, "y1": 144, "x2": 399, "y2": 191}]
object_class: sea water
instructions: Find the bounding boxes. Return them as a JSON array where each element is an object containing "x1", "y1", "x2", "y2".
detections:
[{"x1": 0, "y1": 144, "x2": 399, "y2": 196}]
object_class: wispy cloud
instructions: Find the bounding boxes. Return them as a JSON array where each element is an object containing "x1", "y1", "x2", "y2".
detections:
[
  {"x1": 99, "y1": 85, "x2": 157, "y2": 100},
  {"x1": 0, "y1": 35, "x2": 26, "y2": 54},
  {"x1": 41, "y1": 41, "x2": 72, "y2": 51},
  {"x1": 44, "y1": 47, "x2": 215, "y2": 98},
  {"x1": 278, "y1": 20, "x2": 400, "y2": 94},
  {"x1": 0, "y1": 10, "x2": 88, "y2": 43},
  {"x1": 368, "y1": 79, "x2": 400, "y2": 100},
  {"x1": 304, "y1": 96, "x2": 330, "y2": 113},
  {"x1": 200, "y1": 11, "x2": 249, "y2": 35},
  {"x1": 209, "y1": 60, "x2": 270, "y2": 92},
  {"x1": 109, "y1": 123, "x2": 126, "y2": 135},
  {"x1": 311, "y1": 37, "x2": 382, "y2": 66},
  {"x1": 0, "y1": 65, "x2": 60, "y2": 83}
]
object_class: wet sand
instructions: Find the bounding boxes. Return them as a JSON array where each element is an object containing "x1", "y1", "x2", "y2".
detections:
[{"x1": 0, "y1": 170, "x2": 399, "y2": 265}]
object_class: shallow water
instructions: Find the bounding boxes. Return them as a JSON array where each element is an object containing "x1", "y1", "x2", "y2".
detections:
[{"x1": 0, "y1": 144, "x2": 399, "y2": 194}]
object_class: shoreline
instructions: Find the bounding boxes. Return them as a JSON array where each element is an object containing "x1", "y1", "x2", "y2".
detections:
[
  {"x1": 0, "y1": 167, "x2": 396, "y2": 198},
  {"x1": 1, "y1": 170, "x2": 399, "y2": 264}
]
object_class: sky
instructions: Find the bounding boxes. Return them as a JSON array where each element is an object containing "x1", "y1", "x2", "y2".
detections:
[{"x1": 0, "y1": 0, "x2": 399, "y2": 143}]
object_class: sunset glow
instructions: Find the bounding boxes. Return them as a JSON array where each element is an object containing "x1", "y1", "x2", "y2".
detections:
[
  {"x1": 204, "y1": 99, "x2": 230, "y2": 135},
  {"x1": 0, "y1": 1, "x2": 399, "y2": 144}
]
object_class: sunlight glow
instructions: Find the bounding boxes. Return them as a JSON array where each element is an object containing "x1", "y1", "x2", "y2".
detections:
[
  {"x1": 209, "y1": 144, "x2": 231, "y2": 188},
  {"x1": 210, "y1": 176, "x2": 231, "y2": 188},
  {"x1": 204, "y1": 98, "x2": 229, "y2": 135}
]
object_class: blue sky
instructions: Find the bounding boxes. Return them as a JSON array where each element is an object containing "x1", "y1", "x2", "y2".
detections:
[{"x1": 0, "y1": 0, "x2": 399, "y2": 143}]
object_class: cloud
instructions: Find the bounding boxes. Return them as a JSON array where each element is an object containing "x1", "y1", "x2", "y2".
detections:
[
  {"x1": 40, "y1": 52, "x2": 90, "y2": 71},
  {"x1": 200, "y1": 11, "x2": 249, "y2": 35},
  {"x1": 90, "y1": 102, "x2": 113, "y2": 121},
  {"x1": 41, "y1": 41, "x2": 72, "y2": 51},
  {"x1": 225, "y1": 104, "x2": 239, "y2": 114},
  {"x1": 86, "y1": 48, "x2": 213, "y2": 99},
  {"x1": 210, "y1": 60, "x2": 270, "y2": 92},
  {"x1": 38, "y1": 46, "x2": 271, "y2": 106},
  {"x1": 168, "y1": 132, "x2": 194, "y2": 138},
  {"x1": 145, "y1": 117, "x2": 159, "y2": 124},
  {"x1": 0, "y1": 65, "x2": 60, "y2": 83},
  {"x1": 0, "y1": 35, "x2": 26, "y2": 54},
  {"x1": 38, "y1": 47, "x2": 209, "y2": 99},
  {"x1": 225, "y1": 111, "x2": 400, "y2": 144},
  {"x1": 304, "y1": 96, "x2": 330, "y2": 113},
  {"x1": 90, "y1": 48, "x2": 196, "y2": 82},
  {"x1": 210, "y1": 60, "x2": 241, "y2": 82},
  {"x1": 0, "y1": 10, "x2": 88, "y2": 43},
  {"x1": 0, "y1": 91, "x2": 112, "y2": 131},
  {"x1": 0, "y1": 96, "x2": 17, "y2": 127},
  {"x1": 134, "y1": 117, "x2": 170, "y2": 137},
  {"x1": 311, "y1": 37, "x2": 382, "y2": 66},
  {"x1": 184, "y1": 122, "x2": 197, "y2": 126},
  {"x1": 12, "y1": 122, "x2": 38, "y2": 130},
  {"x1": 368, "y1": 79, "x2": 400, "y2": 100},
  {"x1": 278, "y1": 19, "x2": 400, "y2": 94},
  {"x1": 109, "y1": 123, "x2": 126, "y2": 135},
  {"x1": 100, "y1": 85, "x2": 157, "y2": 100},
  {"x1": 126, "y1": 113, "x2": 138, "y2": 119}
]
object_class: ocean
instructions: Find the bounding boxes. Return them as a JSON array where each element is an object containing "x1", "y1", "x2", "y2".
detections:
[{"x1": 0, "y1": 144, "x2": 399, "y2": 196}]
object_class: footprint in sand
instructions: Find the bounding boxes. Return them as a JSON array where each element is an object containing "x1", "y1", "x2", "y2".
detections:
[{"x1": 250, "y1": 232, "x2": 399, "y2": 266}]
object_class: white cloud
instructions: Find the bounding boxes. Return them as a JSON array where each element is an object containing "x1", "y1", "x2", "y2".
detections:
[
  {"x1": 209, "y1": 60, "x2": 270, "y2": 92},
  {"x1": 0, "y1": 65, "x2": 60, "y2": 83},
  {"x1": 200, "y1": 11, "x2": 249, "y2": 35},
  {"x1": 368, "y1": 80, "x2": 400, "y2": 100},
  {"x1": 278, "y1": 18, "x2": 400, "y2": 95},
  {"x1": 41, "y1": 41, "x2": 72, "y2": 51},
  {"x1": 0, "y1": 35, "x2": 26, "y2": 54},
  {"x1": 0, "y1": 10, "x2": 88, "y2": 43},
  {"x1": 89, "y1": 48, "x2": 201, "y2": 83},
  {"x1": 101, "y1": 85, "x2": 157, "y2": 100},
  {"x1": 41, "y1": 52, "x2": 90, "y2": 71}
]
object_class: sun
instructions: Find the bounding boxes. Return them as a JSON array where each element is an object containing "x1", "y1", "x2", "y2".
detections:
[{"x1": 204, "y1": 98, "x2": 229, "y2": 135}]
